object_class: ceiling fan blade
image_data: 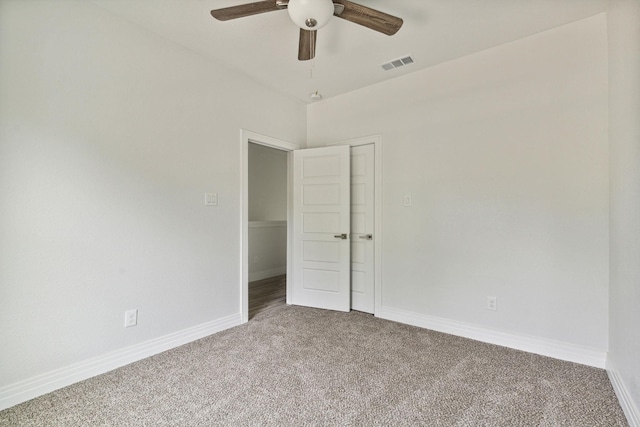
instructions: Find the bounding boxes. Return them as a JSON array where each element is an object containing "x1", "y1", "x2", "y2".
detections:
[
  {"x1": 211, "y1": 1, "x2": 283, "y2": 21},
  {"x1": 298, "y1": 29, "x2": 317, "y2": 61},
  {"x1": 332, "y1": 0, "x2": 403, "y2": 36}
]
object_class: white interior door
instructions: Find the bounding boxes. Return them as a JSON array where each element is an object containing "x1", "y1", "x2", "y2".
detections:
[
  {"x1": 291, "y1": 146, "x2": 351, "y2": 312},
  {"x1": 350, "y1": 144, "x2": 375, "y2": 313}
]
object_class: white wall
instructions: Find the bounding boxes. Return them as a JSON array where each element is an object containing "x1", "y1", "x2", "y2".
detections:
[
  {"x1": 607, "y1": 0, "x2": 640, "y2": 423},
  {"x1": 248, "y1": 143, "x2": 287, "y2": 221},
  {"x1": 248, "y1": 221, "x2": 287, "y2": 282},
  {"x1": 0, "y1": 0, "x2": 305, "y2": 395},
  {"x1": 247, "y1": 144, "x2": 288, "y2": 281},
  {"x1": 308, "y1": 15, "x2": 609, "y2": 351}
]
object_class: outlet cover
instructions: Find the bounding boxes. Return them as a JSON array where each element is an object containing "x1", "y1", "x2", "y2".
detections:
[{"x1": 487, "y1": 297, "x2": 497, "y2": 311}]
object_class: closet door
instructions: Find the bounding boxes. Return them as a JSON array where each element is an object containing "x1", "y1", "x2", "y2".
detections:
[
  {"x1": 350, "y1": 144, "x2": 375, "y2": 313},
  {"x1": 291, "y1": 146, "x2": 351, "y2": 312}
]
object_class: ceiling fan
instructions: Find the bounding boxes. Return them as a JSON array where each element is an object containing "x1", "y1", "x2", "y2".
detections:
[{"x1": 210, "y1": 0, "x2": 403, "y2": 61}]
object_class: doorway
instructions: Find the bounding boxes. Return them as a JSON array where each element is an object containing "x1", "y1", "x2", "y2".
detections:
[
  {"x1": 247, "y1": 142, "x2": 288, "y2": 318},
  {"x1": 240, "y1": 131, "x2": 382, "y2": 322},
  {"x1": 241, "y1": 130, "x2": 299, "y2": 323}
]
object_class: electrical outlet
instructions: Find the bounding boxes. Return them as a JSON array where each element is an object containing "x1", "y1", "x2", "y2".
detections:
[
  {"x1": 487, "y1": 297, "x2": 497, "y2": 311},
  {"x1": 124, "y1": 309, "x2": 138, "y2": 327},
  {"x1": 253, "y1": 256, "x2": 259, "y2": 264}
]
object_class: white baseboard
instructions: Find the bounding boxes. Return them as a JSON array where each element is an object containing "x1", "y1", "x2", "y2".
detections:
[
  {"x1": 377, "y1": 305, "x2": 607, "y2": 368},
  {"x1": 249, "y1": 266, "x2": 286, "y2": 282},
  {"x1": 607, "y1": 358, "x2": 640, "y2": 427},
  {"x1": 0, "y1": 313, "x2": 242, "y2": 411}
]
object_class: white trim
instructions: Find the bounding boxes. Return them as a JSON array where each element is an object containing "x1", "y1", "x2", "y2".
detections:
[
  {"x1": 248, "y1": 220, "x2": 287, "y2": 229},
  {"x1": 240, "y1": 129, "x2": 299, "y2": 323},
  {"x1": 0, "y1": 313, "x2": 242, "y2": 411},
  {"x1": 607, "y1": 358, "x2": 640, "y2": 427},
  {"x1": 249, "y1": 267, "x2": 287, "y2": 282},
  {"x1": 377, "y1": 305, "x2": 607, "y2": 368},
  {"x1": 286, "y1": 151, "x2": 294, "y2": 305},
  {"x1": 326, "y1": 135, "x2": 383, "y2": 316},
  {"x1": 244, "y1": 130, "x2": 299, "y2": 152}
]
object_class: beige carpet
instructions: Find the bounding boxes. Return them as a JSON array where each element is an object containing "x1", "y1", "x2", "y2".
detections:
[{"x1": 0, "y1": 305, "x2": 628, "y2": 426}]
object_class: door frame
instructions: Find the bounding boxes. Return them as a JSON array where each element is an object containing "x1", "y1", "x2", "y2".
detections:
[
  {"x1": 326, "y1": 135, "x2": 383, "y2": 315},
  {"x1": 240, "y1": 129, "x2": 299, "y2": 323}
]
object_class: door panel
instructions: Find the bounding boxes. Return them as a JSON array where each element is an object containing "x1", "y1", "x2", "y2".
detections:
[
  {"x1": 303, "y1": 241, "x2": 341, "y2": 263},
  {"x1": 291, "y1": 146, "x2": 351, "y2": 312},
  {"x1": 302, "y1": 212, "x2": 340, "y2": 232},
  {"x1": 303, "y1": 184, "x2": 341, "y2": 205},
  {"x1": 351, "y1": 270, "x2": 366, "y2": 293},
  {"x1": 303, "y1": 269, "x2": 340, "y2": 292}
]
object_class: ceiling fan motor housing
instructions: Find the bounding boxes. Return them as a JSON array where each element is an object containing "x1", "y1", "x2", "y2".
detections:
[{"x1": 288, "y1": 0, "x2": 334, "y2": 29}]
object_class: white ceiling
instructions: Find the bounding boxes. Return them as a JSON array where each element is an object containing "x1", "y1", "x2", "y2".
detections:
[{"x1": 90, "y1": 0, "x2": 608, "y2": 104}]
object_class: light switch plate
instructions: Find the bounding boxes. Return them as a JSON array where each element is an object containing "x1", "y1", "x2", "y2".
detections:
[
  {"x1": 403, "y1": 195, "x2": 412, "y2": 207},
  {"x1": 205, "y1": 192, "x2": 218, "y2": 206}
]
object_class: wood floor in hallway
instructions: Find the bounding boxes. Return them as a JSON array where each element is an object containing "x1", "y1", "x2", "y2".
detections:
[{"x1": 248, "y1": 274, "x2": 286, "y2": 320}]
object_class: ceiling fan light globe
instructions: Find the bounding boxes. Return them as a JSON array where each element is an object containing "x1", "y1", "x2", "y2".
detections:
[{"x1": 288, "y1": 0, "x2": 334, "y2": 30}]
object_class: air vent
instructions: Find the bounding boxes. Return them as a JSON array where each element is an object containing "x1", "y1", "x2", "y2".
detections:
[{"x1": 381, "y1": 55, "x2": 414, "y2": 71}]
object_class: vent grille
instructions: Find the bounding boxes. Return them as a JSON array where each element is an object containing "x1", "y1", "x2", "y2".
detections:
[{"x1": 381, "y1": 55, "x2": 414, "y2": 71}]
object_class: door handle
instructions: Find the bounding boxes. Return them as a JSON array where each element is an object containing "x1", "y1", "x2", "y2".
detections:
[
  {"x1": 359, "y1": 234, "x2": 373, "y2": 240},
  {"x1": 334, "y1": 233, "x2": 348, "y2": 240}
]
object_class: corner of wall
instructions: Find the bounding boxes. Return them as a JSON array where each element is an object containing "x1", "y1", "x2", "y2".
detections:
[{"x1": 607, "y1": 356, "x2": 640, "y2": 427}]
